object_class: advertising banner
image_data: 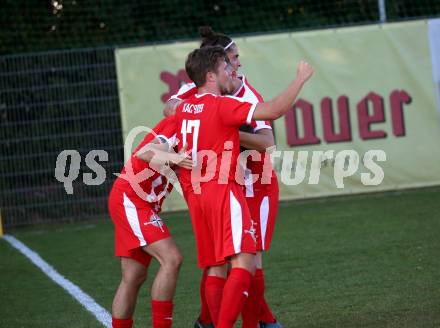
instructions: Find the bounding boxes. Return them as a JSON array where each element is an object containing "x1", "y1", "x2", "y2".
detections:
[{"x1": 115, "y1": 20, "x2": 440, "y2": 211}]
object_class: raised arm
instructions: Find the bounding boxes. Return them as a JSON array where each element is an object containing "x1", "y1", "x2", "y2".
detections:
[{"x1": 252, "y1": 60, "x2": 314, "y2": 121}]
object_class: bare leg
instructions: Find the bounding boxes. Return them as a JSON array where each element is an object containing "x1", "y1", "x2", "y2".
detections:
[
  {"x1": 256, "y1": 251, "x2": 263, "y2": 269},
  {"x1": 112, "y1": 257, "x2": 148, "y2": 318},
  {"x1": 230, "y1": 252, "x2": 256, "y2": 273},
  {"x1": 144, "y1": 237, "x2": 183, "y2": 300},
  {"x1": 206, "y1": 264, "x2": 228, "y2": 278}
]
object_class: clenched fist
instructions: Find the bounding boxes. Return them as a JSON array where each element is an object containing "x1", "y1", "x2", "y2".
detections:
[{"x1": 296, "y1": 60, "x2": 314, "y2": 84}]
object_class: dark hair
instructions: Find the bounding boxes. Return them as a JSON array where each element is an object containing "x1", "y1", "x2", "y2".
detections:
[
  {"x1": 185, "y1": 46, "x2": 226, "y2": 87},
  {"x1": 199, "y1": 26, "x2": 233, "y2": 50}
]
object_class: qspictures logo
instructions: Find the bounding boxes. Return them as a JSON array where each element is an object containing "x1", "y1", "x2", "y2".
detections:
[{"x1": 54, "y1": 124, "x2": 387, "y2": 199}]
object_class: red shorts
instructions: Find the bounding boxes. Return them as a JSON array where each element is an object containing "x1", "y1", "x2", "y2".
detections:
[
  {"x1": 108, "y1": 187, "x2": 171, "y2": 267},
  {"x1": 185, "y1": 182, "x2": 257, "y2": 268},
  {"x1": 244, "y1": 175, "x2": 279, "y2": 251}
]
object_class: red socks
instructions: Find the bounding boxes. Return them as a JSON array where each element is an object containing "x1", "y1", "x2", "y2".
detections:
[
  {"x1": 205, "y1": 275, "x2": 226, "y2": 325},
  {"x1": 198, "y1": 269, "x2": 213, "y2": 324},
  {"x1": 259, "y1": 295, "x2": 277, "y2": 323},
  {"x1": 112, "y1": 301, "x2": 173, "y2": 328},
  {"x1": 242, "y1": 268, "x2": 265, "y2": 328},
  {"x1": 151, "y1": 300, "x2": 173, "y2": 328},
  {"x1": 112, "y1": 317, "x2": 133, "y2": 328},
  {"x1": 217, "y1": 268, "x2": 253, "y2": 328}
]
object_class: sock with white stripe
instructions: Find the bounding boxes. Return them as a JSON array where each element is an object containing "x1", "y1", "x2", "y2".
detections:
[
  {"x1": 217, "y1": 268, "x2": 253, "y2": 328},
  {"x1": 151, "y1": 300, "x2": 173, "y2": 328},
  {"x1": 242, "y1": 268, "x2": 265, "y2": 328}
]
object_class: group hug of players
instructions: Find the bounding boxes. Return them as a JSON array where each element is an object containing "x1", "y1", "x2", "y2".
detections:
[{"x1": 108, "y1": 27, "x2": 314, "y2": 328}]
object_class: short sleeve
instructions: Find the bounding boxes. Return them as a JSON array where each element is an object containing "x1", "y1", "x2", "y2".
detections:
[
  {"x1": 155, "y1": 116, "x2": 177, "y2": 150},
  {"x1": 218, "y1": 95, "x2": 256, "y2": 127},
  {"x1": 168, "y1": 82, "x2": 197, "y2": 101},
  {"x1": 250, "y1": 120, "x2": 272, "y2": 132}
]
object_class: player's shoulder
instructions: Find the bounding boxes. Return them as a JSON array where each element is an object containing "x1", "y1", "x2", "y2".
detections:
[
  {"x1": 176, "y1": 92, "x2": 200, "y2": 108},
  {"x1": 175, "y1": 93, "x2": 218, "y2": 116},
  {"x1": 154, "y1": 115, "x2": 176, "y2": 130},
  {"x1": 220, "y1": 94, "x2": 249, "y2": 103},
  {"x1": 170, "y1": 82, "x2": 197, "y2": 100},
  {"x1": 240, "y1": 74, "x2": 264, "y2": 102},
  {"x1": 192, "y1": 92, "x2": 220, "y2": 104},
  {"x1": 179, "y1": 82, "x2": 196, "y2": 93},
  {"x1": 240, "y1": 74, "x2": 255, "y2": 90},
  {"x1": 150, "y1": 117, "x2": 177, "y2": 142}
]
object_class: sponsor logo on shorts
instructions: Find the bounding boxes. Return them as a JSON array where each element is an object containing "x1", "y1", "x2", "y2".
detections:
[
  {"x1": 244, "y1": 220, "x2": 257, "y2": 244},
  {"x1": 144, "y1": 213, "x2": 165, "y2": 232}
]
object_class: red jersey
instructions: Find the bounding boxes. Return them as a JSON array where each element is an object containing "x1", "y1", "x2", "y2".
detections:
[
  {"x1": 233, "y1": 76, "x2": 275, "y2": 195},
  {"x1": 112, "y1": 116, "x2": 177, "y2": 212},
  {"x1": 170, "y1": 76, "x2": 276, "y2": 196},
  {"x1": 174, "y1": 93, "x2": 256, "y2": 194}
]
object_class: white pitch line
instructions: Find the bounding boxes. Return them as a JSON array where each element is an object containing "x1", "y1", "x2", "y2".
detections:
[{"x1": 3, "y1": 235, "x2": 112, "y2": 328}]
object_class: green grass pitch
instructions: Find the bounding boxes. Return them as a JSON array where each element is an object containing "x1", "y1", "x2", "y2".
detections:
[{"x1": 1, "y1": 187, "x2": 440, "y2": 327}]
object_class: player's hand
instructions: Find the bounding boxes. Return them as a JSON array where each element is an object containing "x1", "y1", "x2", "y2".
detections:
[
  {"x1": 174, "y1": 155, "x2": 193, "y2": 169},
  {"x1": 171, "y1": 144, "x2": 193, "y2": 169},
  {"x1": 163, "y1": 99, "x2": 181, "y2": 117},
  {"x1": 296, "y1": 60, "x2": 314, "y2": 84}
]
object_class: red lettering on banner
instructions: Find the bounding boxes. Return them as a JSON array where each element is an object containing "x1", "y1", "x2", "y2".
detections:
[
  {"x1": 283, "y1": 89, "x2": 412, "y2": 146},
  {"x1": 390, "y1": 89, "x2": 412, "y2": 137},
  {"x1": 321, "y1": 96, "x2": 352, "y2": 143},
  {"x1": 357, "y1": 92, "x2": 387, "y2": 140},
  {"x1": 285, "y1": 99, "x2": 321, "y2": 146}
]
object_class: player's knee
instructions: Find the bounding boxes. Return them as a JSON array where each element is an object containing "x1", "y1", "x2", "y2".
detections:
[
  {"x1": 121, "y1": 268, "x2": 147, "y2": 287},
  {"x1": 169, "y1": 251, "x2": 183, "y2": 270},
  {"x1": 231, "y1": 253, "x2": 257, "y2": 275},
  {"x1": 163, "y1": 250, "x2": 183, "y2": 272}
]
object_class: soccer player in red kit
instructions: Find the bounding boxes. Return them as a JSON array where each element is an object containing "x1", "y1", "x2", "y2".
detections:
[
  {"x1": 108, "y1": 115, "x2": 192, "y2": 328},
  {"x1": 170, "y1": 46, "x2": 313, "y2": 328},
  {"x1": 165, "y1": 27, "x2": 282, "y2": 328}
]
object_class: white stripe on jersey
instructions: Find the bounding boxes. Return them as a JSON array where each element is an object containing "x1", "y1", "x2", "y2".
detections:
[
  {"x1": 253, "y1": 121, "x2": 272, "y2": 132},
  {"x1": 169, "y1": 82, "x2": 196, "y2": 101},
  {"x1": 246, "y1": 103, "x2": 257, "y2": 125},
  {"x1": 240, "y1": 76, "x2": 260, "y2": 105},
  {"x1": 123, "y1": 193, "x2": 147, "y2": 247},
  {"x1": 222, "y1": 94, "x2": 249, "y2": 102},
  {"x1": 260, "y1": 196, "x2": 270, "y2": 250},
  {"x1": 230, "y1": 190, "x2": 243, "y2": 254},
  {"x1": 195, "y1": 92, "x2": 218, "y2": 98}
]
